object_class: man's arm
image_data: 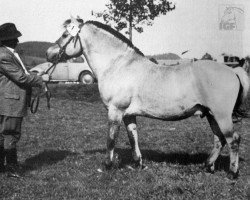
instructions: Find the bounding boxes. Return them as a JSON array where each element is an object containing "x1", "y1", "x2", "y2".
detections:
[{"x1": 0, "y1": 55, "x2": 43, "y2": 87}]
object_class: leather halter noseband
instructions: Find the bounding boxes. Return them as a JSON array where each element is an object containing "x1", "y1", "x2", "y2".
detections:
[{"x1": 30, "y1": 34, "x2": 80, "y2": 114}]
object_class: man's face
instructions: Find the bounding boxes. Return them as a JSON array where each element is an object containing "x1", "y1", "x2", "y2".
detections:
[{"x1": 2, "y1": 38, "x2": 19, "y2": 49}]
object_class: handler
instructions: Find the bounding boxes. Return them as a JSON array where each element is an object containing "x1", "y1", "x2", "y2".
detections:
[{"x1": 0, "y1": 23, "x2": 49, "y2": 178}]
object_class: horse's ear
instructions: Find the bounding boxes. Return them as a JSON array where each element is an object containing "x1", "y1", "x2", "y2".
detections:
[{"x1": 76, "y1": 15, "x2": 84, "y2": 28}]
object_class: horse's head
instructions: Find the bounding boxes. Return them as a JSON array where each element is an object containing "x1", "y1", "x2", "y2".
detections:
[{"x1": 46, "y1": 16, "x2": 84, "y2": 63}]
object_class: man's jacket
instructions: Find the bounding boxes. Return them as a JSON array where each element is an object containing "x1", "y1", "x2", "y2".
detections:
[{"x1": 0, "y1": 46, "x2": 43, "y2": 117}]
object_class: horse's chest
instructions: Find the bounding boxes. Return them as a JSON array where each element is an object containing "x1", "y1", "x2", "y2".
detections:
[{"x1": 99, "y1": 79, "x2": 132, "y2": 107}]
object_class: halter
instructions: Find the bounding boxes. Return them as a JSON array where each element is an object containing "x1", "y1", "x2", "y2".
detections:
[{"x1": 30, "y1": 32, "x2": 81, "y2": 113}]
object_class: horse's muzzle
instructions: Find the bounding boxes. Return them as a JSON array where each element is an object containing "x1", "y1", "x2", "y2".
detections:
[{"x1": 46, "y1": 44, "x2": 60, "y2": 62}]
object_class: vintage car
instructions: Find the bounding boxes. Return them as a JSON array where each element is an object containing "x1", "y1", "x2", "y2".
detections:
[{"x1": 30, "y1": 56, "x2": 96, "y2": 84}]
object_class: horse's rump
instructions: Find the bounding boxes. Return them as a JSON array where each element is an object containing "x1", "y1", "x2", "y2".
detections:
[{"x1": 232, "y1": 67, "x2": 250, "y2": 117}]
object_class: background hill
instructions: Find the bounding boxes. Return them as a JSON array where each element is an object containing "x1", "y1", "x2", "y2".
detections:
[
  {"x1": 148, "y1": 53, "x2": 180, "y2": 60},
  {"x1": 16, "y1": 41, "x2": 54, "y2": 68},
  {"x1": 16, "y1": 41, "x2": 54, "y2": 58},
  {"x1": 16, "y1": 41, "x2": 180, "y2": 68}
]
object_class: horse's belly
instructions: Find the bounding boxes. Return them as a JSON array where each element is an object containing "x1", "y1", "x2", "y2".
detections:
[{"x1": 125, "y1": 97, "x2": 200, "y2": 120}]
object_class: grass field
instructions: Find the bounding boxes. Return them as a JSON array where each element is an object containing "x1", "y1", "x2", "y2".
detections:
[{"x1": 0, "y1": 84, "x2": 249, "y2": 200}]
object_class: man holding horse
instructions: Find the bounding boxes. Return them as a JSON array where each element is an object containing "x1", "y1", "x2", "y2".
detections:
[{"x1": 0, "y1": 22, "x2": 50, "y2": 178}]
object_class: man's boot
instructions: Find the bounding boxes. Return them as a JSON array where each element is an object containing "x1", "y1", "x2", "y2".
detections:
[
  {"x1": 0, "y1": 146, "x2": 5, "y2": 173},
  {"x1": 5, "y1": 148, "x2": 22, "y2": 178}
]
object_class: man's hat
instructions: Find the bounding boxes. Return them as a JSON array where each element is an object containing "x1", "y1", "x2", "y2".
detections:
[{"x1": 0, "y1": 23, "x2": 22, "y2": 41}]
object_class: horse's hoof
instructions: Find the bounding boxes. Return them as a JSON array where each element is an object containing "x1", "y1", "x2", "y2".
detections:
[
  {"x1": 205, "y1": 163, "x2": 214, "y2": 174},
  {"x1": 125, "y1": 163, "x2": 148, "y2": 171},
  {"x1": 227, "y1": 170, "x2": 239, "y2": 180},
  {"x1": 104, "y1": 161, "x2": 113, "y2": 170},
  {"x1": 134, "y1": 160, "x2": 148, "y2": 170},
  {"x1": 141, "y1": 164, "x2": 148, "y2": 170}
]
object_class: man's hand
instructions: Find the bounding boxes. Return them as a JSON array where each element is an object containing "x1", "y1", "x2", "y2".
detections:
[{"x1": 41, "y1": 74, "x2": 50, "y2": 82}]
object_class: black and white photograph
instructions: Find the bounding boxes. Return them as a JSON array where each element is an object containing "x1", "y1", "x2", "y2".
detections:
[{"x1": 0, "y1": 0, "x2": 249, "y2": 199}]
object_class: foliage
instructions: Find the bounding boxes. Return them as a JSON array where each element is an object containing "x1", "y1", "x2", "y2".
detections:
[{"x1": 94, "y1": 0, "x2": 175, "y2": 41}]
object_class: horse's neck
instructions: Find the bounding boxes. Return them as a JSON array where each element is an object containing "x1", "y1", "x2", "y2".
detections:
[{"x1": 80, "y1": 27, "x2": 136, "y2": 79}]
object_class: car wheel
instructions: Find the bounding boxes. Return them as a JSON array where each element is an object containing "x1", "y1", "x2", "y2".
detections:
[{"x1": 79, "y1": 71, "x2": 94, "y2": 84}]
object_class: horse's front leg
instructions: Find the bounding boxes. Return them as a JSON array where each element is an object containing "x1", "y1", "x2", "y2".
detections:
[
  {"x1": 105, "y1": 106, "x2": 122, "y2": 169},
  {"x1": 123, "y1": 115, "x2": 144, "y2": 169}
]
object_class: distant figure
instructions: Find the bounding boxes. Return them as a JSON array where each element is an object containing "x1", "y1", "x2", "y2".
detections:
[{"x1": 0, "y1": 23, "x2": 49, "y2": 178}]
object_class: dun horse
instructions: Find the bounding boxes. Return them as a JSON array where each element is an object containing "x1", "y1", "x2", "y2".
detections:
[{"x1": 46, "y1": 17, "x2": 249, "y2": 179}]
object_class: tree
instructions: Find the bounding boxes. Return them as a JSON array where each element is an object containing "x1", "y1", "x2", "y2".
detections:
[{"x1": 94, "y1": 0, "x2": 175, "y2": 42}]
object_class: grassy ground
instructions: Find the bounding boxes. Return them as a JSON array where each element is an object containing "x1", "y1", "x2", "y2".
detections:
[{"x1": 0, "y1": 84, "x2": 249, "y2": 200}]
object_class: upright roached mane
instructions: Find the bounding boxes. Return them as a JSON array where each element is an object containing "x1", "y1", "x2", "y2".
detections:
[
  {"x1": 63, "y1": 19, "x2": 144, "y2": 56},
  {"x1": 47, "y1": 18, "x2": 250, "y2": 180}
]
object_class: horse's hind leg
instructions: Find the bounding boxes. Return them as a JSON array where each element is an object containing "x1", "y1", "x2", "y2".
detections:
[
  {"x1": 211, "y1": 115, "x2": 241, "y2": 179},
  {"x1": 206, "y1": 114, "x2": 227, "y2": 173},
  {"x1": 105, "y1": 106, "x2": 123, "y2": 169},
  {"x1": 123, "y1": 115, "x2": 143, "y2": 168},
  {"x1": 224, "y1": 126, "x2": 241, "y2": 179}
]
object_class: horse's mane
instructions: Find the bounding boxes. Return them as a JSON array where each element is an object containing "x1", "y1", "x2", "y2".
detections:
[
  {"x1": 85, "y1": 21, "x2": 144, "y2": 56},
  {"x1": 63, "y1": 19, "x2": 144, "y2": 56}
]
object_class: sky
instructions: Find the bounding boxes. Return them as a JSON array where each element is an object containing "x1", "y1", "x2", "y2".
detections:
[{"x1": 1, "y1": 0, "x2": 250, "y2": 60}]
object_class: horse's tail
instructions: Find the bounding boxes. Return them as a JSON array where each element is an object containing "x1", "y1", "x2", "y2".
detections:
[{"x1": 232, "y1": 67, "x2": 250, "y2": 118}]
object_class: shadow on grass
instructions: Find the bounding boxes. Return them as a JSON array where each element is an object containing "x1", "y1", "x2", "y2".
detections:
[
  {"x1": 48, "y1": 83, "x2": 102, "y2": 102},
  {"x1": 84, "y1": 148, "x2": 209, "y2": 166},
  {"x1": 22, "y1": 149, "x2": 78, "y2": 172},
  {"x1": 84, "y1": 147, "x2": 244, "y2": 172},
  {"x1": 118, "y1": 148, "x2": 209, "y2": 166}
]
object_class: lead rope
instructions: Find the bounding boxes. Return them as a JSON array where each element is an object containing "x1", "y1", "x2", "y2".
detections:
[
  {"x1": 30, "y1": 36, "x2": 75, "y2": 114},
  {"x1": 30, "y1": 62, "x2": 56, "y2": 114}
]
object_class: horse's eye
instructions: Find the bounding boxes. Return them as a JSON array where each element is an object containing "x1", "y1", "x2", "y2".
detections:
[{"x1": 62, "y1": 33, "x2": 68, "y2": 38}]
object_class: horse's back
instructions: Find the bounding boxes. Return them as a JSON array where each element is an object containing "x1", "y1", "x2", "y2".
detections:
[{"x1": 132, "y1": 59, "x2": 240, "y2": 119}]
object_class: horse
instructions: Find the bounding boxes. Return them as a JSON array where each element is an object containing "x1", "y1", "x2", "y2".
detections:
[{"x1": 46, "y1": 17, "x2": 249, "y2": 179}]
